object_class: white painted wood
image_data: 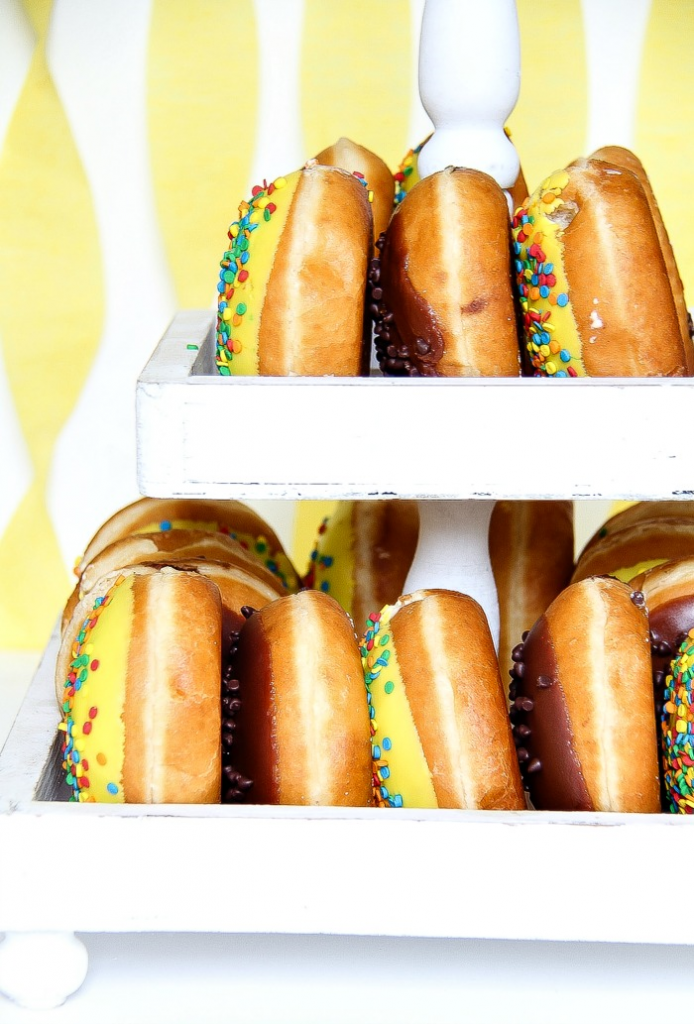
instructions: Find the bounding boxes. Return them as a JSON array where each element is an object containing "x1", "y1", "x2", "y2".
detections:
[
  {"x1": 404, "y1": 500, "x2": 500, "y2": 648},
  {"x1": 0, "y1": 623, "x2": 61, "y2": 803},
  {"x1": 0, "y1": 932, "x2": 88, "y2": 1009},
  {"x1": 417, "y1": 0, "x2": 521, "y2": 192},
  {"x1": 136, "y1": 312, "x2": 694, "y2": 501},
  {"x1": 3, "y1": 627, "x2": 694, "y2": 947}
]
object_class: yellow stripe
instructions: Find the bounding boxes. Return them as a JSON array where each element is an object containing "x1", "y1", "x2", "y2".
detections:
[
  {"x1": 0, "y1": 23, "x2": 102, "y2": 649},
  {"x1": 510, "y1": 0, "x2": 587, "y2": 195},
  {"x1": 636, "y1": 0, "x2": 694, "y2": 304},
  {"x1": 301, "y1": 0, "x2": 413, "y2": 172},
  {"x1": 292, "y1": 500, "x2": 337, "y2": 580},
  {"x1": 147, "y1": 0, "x2": 260, "y2": 307}
]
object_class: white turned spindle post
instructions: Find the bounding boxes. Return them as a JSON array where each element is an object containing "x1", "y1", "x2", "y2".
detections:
[
  {"x1": 403, "y1": 0, "x2": 522, "y2": 648},
  {"x1": 0, "y1": 931, "x2": 88, "y2": 1009}
]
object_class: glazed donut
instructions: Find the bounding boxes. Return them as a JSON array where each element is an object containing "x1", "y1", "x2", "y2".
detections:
[
  {"x1": 58, "y1": 565, "x2": 223, "y2": 803},
  {"x1": 370, "y1": 166, "x2": 521, "y2": 376},
  {"x1": 572, "y1": 501, "x2": 694, "y2": 584},
  {"x1": 512, "y1": 157, "x2": 692, "y2": 377},
  {"x1": 590, "y1": 145, "x2": 693, "y2": 365},
  {"x1": 62, "y1": 529, "x2": 287, "y2": 633},
  {"x1": 314, "y1": 137, "x2": 395, "y2": 246},
  {"x1": 394, "y1": 128, "x2": 529, "y2": 212},
  {"x1": 58, "y1": 557, "x2": 284, "y2": 704},
  {"x1": 661, "y1": 628, "x2": 694, "y2": 812},
  {"x1": 215, "y1": 162, "x2": 373, "y2": 377},
  {"x1": 361, "y1": 589, "x2": 525, "y2": 809},
  {"x1": 75, "y1": 497, "x2": 301, "y2": 593},
  {"x1": 509, "y1": 576, "x2": 660, "y2": 812},
  {"x1": 304, "y1": 500, "x2": 419, "y2": 633},
  {"x1": 489, "y1": 500, "x2": 574, "y2": 679},
  {"x1": 226, "y1": 590, "x2": 373, "y2": 806}
]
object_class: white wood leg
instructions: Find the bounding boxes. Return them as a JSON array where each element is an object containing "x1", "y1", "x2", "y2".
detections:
[
  {"x1": 404, "y1": 499, "x2": 499, "y2": 648},
  {"x1": 0, "y1": 931, "x2": 88, "y2": 1009}
]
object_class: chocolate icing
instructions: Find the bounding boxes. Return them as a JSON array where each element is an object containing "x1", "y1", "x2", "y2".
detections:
[
  {"x1": 225, "y1": 606, "x2": 279, "y2": 803},
  {"x1": 649, "y1": 595, "x2": 694, "y2": 715},
  {"x1": 510, "y1": 617, "x2": 594, "y2": 811},
  {"x1": 648, "y1": 595, "x2": 694, "y2": 809},
  {"x1": 369, "y1": 231, "x2": 445, "y2": 376},
  {"x1": 221, "y1": 606, "x2": 254, "y2": 803}
]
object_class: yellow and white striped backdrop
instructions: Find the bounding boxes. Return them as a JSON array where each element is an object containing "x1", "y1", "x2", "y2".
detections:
[{"x1": 0, "y1": 0, "x2": 692, "y2": 650}]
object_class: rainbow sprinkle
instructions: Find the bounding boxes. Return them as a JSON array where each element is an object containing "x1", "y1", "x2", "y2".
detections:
[
  {"x1": 662, "y1": 629, "x2": 694, "y2": 812},
  {"x1": 393, "y1": 137, "x2": 427, "y2": 206},
  {"x1": 360, "y1": 611, "x2": 403, "y2": 808},
  {"x1": 60, "y1": 576, "x2": 126, "y2": 802},
  {"x1": 511, "y1": 175, "x2": 577, "y2": 378},
  {"x1": 215, "y1": 176, "x2": 287, "y2": 374}
]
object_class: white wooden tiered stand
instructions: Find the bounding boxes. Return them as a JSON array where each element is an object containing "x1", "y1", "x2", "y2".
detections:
[{"x1": 2, "y1": 0, "x2": 694, "y2": 1014}]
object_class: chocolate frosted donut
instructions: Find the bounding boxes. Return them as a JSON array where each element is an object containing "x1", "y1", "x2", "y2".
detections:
[
  {"x1": 370, "y1": 167, "x2": 521, "y2": 377},
  {"x1": 509, "y1": 576, "x2": 660, "y2": 812},
  {"x1": 226, "y1": 590, "x2": 373, "y2": 806}
]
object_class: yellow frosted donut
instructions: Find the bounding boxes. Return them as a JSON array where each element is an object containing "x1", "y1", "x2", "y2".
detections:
[
  {"x1": 360, "y1": 590, "x2": 524, "y2": 810},
  {"x1": 215, "y1": 162, "x2": 373, "y2": 377}
]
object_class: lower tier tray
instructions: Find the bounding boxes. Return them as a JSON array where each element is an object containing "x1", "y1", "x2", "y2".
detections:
[
  {"x1": 1, "y1": 623, "x2": 692, "y2": 947},
  {"x1": 136, "y1": 311, "x2": 694, "y2": 502}
]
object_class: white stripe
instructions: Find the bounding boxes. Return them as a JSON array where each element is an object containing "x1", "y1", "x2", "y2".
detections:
[
  {"x1": 0, "y1": 0, "x2": 35, "y2": 538},
  {"x1": 248, "y1": 0, "x2": 306, "y2": 190},
  {"x1": 408, "y1": 0, "x2": 434, "y2": 147},
  {"x1": 45, "y1": 0, "x2": 177, "y2": 570}
]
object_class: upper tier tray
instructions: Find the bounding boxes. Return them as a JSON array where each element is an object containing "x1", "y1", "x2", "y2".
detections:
[{"x1": 136, "y1": 310, "x2": 694, "y2": 501}]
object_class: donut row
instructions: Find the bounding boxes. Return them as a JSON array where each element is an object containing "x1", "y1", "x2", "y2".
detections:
[
  {"x1": 213, "y1": 132, "x2": 692, "y2": 379},
  {"x1": 58, "y1": 497, "x2": 694, "y2": 813},
  {"x1": 57, "y1": 498, "x2": 526, "y2": 810}
]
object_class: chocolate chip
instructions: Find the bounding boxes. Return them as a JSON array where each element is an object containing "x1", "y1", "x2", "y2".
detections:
[
  {"x1": 536, "y1": 676, "x2": 553, "y2": 689},
  {"x1": 527, "y1": 757, "x2": 542, "y2": 774},
  {"x1": 630, "y1": 591, "x2": 646, "y2": 608},
  {"x1": 241, "y1": 606, "x2": 256, "y2": 619},
  {"x1": 511, "y1": 643, "x2": 525, "y2": 662},
  {"x1": 516, "y1": 747, "x2": 530, "y2": 763},
  {"x1": 514, "y1": 696, "x2": 535, "y2": 712}
]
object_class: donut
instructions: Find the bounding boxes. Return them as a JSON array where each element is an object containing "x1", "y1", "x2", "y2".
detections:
[
  {"x1": 631, "y1": 556, "x2": 694, "y2": 724},
  {"x1": 590, "y1": 145, "x2": 693, "y2": 363},
  {"x1": 370, "y1": 166, "x2": 521, "y2": 376},
  {"x1": 361, "y1": 589, "x2": 525, "y2": 809},
  {"x1": 215, "y1": 162, "x2": 373, "y2": 376},
  {"x1": 225, "y1": 590, "x2": 373, "y2": 806},
  {"x1": 489, "y1": 500, "x2": 574, "y2": 679},
  {"x1": 509, "y1": 576, "x2": 660, "y2": 812},
  {"x1": 394, "y1": 128, "x2": 529, "y2": 211},
  {"x1": 572, "y1": 501, "x2": 694, "y2": 584},
  {"x1": 512, "y1": 157, "x2": 692, "y2": 377},
  {"x1": 59, "y1": 572, "x2": 372, "y2": 806},
  {"x1": 661, "y1": 628, "x2": 694, "y2": 812},
  {"x1": 58, "y1": 565, "x2": 223, "y2": 803},
  {"x1": 62, "y1": 529, "x2": 288, "y2": 633},
  {"x1": 74, "y1": 497, "x2": 301, "y2": 593},
  {"x1": 314, "y1": 137, "x2": 395, "y2": 247},
  {"x1": 304, "y1": 500, "x2": 419, "y2": 632}
]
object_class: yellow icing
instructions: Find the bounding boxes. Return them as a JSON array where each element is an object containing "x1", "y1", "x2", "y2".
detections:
[
  {"x1": 612, "y1": 558, "x2": 667, "y2": 583},
  {"x1": 216, "y1": 169, "x2": 301, "y2": 375},
  {"x1": 310, "y1": 504, "x2": 356, "y2": 616},
  {"x1": 513, "y1": 169, "x2": 586, "y2": 377},
  {"x1": 135, "y1": 519, "x2": 296, "y2": 591},
  {"x1": 361, "y1": 604, "x2": 437, "y2": 808},
  {"x1": 61, "y1": 576, "x2": 132, "y2": 802}
]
